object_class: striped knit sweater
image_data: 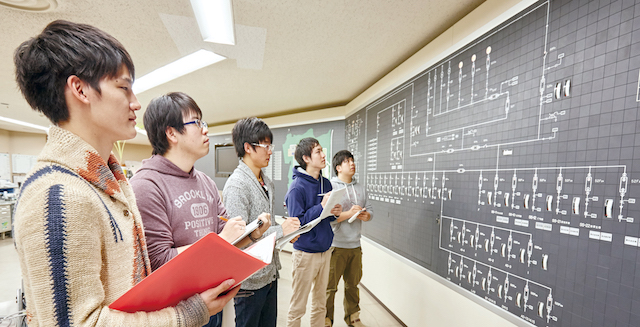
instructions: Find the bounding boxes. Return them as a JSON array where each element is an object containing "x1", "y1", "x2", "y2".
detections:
[{"x1": 13, "y1": 126, "x2": 210, "y2": 327}]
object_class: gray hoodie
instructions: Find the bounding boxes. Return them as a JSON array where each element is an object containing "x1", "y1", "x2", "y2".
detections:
[{"x1": 330, "y1": 176, "x2": 373, "y2": 248}]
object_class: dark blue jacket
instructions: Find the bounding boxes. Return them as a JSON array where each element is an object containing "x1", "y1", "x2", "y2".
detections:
[{"x1": 285, "y1": 166, "x2": 335, "y2": 253}]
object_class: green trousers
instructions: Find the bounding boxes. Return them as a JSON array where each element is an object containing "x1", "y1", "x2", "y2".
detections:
[{"x1": 325, "y1": 247, "x2": 362, "y2": 324}]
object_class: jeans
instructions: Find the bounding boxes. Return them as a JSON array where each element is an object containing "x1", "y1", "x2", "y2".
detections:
[
  {"x1": 202, "y1": 311, "x2": 222, "y2": 327},
  {"x1": 234, "y1": 280, "x2": 278, "y2": 327}
]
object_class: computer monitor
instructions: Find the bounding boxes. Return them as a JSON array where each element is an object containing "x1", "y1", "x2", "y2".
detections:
[{"x1": 215, "y1": 144, "x2": 238, "y2": 177}]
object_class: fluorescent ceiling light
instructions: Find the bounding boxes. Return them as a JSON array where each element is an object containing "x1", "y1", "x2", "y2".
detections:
[
  {"x1": 191, "y1": 0, "x2": 236, "y2": 45},
  {"x1": 0, "y1": 116, "x2": 49, "y2": 132},
  {"x1": 133, "y1": 49, "x2": 226, "y2": 94}
]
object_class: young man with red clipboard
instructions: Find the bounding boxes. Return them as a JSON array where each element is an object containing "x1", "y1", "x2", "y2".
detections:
[{"x1": 13, "y1": 21, "x2": 239, "y2": 326}]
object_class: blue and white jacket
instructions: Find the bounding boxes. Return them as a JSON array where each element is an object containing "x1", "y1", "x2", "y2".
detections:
[{"x1": 284, "y1": 166, "x2": 335, "y2": 253}]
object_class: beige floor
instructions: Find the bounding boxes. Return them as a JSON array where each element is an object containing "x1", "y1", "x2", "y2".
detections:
[
  {"x1": 275, "y1": 250, "x2": 403, "y2": 327},
  {"x1": 0, "y1": 237, "x2": 402, "y2": 326},
  {"x1": 0, "y1": 237, "x2": 21, "y2": 304}
]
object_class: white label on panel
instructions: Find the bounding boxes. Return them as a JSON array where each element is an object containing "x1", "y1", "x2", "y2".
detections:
[{"x1": 624, "y1": 236, "x2": 638, "y2": 247}]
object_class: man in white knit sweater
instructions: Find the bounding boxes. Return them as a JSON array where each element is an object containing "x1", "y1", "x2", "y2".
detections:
[{"x1": 12, "y1": 20, "x2": 239, "y2": 326}]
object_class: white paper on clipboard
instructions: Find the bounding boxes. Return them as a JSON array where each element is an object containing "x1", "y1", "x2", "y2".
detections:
[{"x1": 317, "y1": 187, "x2": 346, "y2": 219}]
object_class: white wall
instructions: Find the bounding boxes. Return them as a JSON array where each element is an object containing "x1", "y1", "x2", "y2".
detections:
[
  {"x1": 361, "y1": 238, "x2": 524, "y2": 326},
  {"x1": 0, "y1": 129, "x2": 152, "y2": 181}
]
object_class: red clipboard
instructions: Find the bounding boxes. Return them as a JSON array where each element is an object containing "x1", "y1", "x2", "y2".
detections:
[{"x1": 109, "y1": 232, "x2": 273, "y2": 312}]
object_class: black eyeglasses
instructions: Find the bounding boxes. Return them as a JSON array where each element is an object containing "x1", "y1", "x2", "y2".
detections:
[
  {"x1": 251, "y1": 143, "x2": 275, "y2": 151},
  {"x1": 183, "y1": 119, "x2": 208, "y2": 132}
]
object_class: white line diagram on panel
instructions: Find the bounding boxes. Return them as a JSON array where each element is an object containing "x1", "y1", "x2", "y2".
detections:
[
  {"x1": 364, "y1": 84, "x2": 413, "y2": 173},
  {"x1": 367, "y1": 164, "x2": 637, "y2": 224},
  {"x1": 443, "y1": 217, "x2": 558, "y2": 324},
  {"x1": 474, "y1": 165, "x2": 636, "y2": 224},
  {"x1": 346, "y1": 114, "x2": 364, "y2": 181},
  {"x1": 365, "y1": 160, "x2": 637, "y2": 326},
  {"x1": 352, "y1": 0, "x2": 640, "y2": 325},
  {"x1": 403, "y1": 1, "x2": 570, "y2": 158}
]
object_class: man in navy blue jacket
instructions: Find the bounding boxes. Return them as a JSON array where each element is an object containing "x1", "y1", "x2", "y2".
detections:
[{"x1": 285, "y1": 137, "x2": 342, "y2": 327}]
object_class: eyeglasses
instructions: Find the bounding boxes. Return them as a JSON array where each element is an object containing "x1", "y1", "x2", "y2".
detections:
[
  {"x1": 183, "y1": 119, "x2": 208, "y2": 132},
  {"x1": 251, "y1": 143, "x2": 274, "y2": 151}
]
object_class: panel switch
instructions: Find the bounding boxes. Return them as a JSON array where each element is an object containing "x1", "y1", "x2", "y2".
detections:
[
  {"x1": 605, "y1": 199, "x2": 614, "y2": 218},
  {"x1": 564, "y1": 79, "x2": 571, "y2": 97},
  {"x1": 554, "y1": 82, "x2": 562, "y2": 99}
]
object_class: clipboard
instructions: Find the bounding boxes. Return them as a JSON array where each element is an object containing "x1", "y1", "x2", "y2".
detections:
[
  {"x1": 109, "y1": 233, "x2": 276, "y2": 313},
  {"x1": 231, "y1": 219, "x2": 264, "y2": 245}
]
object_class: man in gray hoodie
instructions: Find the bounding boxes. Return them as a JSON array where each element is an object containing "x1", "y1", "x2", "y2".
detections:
[
  {"x1": 325, "y1": 150, "x2": 373, "y2": 327},
  {"x1": 130, "y1": 92, "x2": 270, "y2": 327}
]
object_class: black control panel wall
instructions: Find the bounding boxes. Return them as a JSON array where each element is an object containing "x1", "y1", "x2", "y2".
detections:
[{"x1": 346, "y1": 0, "x2": 640, "y2": 326}]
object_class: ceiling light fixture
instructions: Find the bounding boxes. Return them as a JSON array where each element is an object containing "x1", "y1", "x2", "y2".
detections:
[
  {"x1": 190, "y1": 0, "x2": 236, "y2": 45},
  {"x1": 133, "y1": 49, "x2": 226, "y2": 94},
  {"x1": 0, "y1": 116, "x2": 49, "y2": 132}
]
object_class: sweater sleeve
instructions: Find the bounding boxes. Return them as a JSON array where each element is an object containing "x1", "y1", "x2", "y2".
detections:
[
  {"x1": 285, "y1": 184, "x2": 324, "y2": 225},
  {"x1": 131, "y1": 177, "x2": 178, "y2": 271},
  {"x1": 14, "y1": 182, "x2": 209, "y2": 327}
]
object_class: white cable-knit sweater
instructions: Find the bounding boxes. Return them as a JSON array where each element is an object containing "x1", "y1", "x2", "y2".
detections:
[{"x1": 13, "y1": 126, "x2": 209, "y2": 327}]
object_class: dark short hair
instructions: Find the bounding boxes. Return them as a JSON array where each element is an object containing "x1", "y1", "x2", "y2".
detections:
[
  {"x1": 14, "y1": 20, "x2": 135, "y2": 124},
  {"x1": 295, "y1": 137, "x2": 320, "y2": 170},
  {"x1": 144, "y1": 92, "x2": 203, "y2": 156},
  {"x1": 332, "y1": 150, "x2": 354, "y2": 175},
  {"x1": 231, "y1": 117, "x2": 273, "y2": 157}
]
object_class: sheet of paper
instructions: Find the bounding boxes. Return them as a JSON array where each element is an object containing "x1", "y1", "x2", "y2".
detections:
[
  {"x1": 317, "y1": 187, "x2": 346, "y2": 219},
  {"x1": 243, "y1": 233, "x2": 275, "y2": 264}
]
